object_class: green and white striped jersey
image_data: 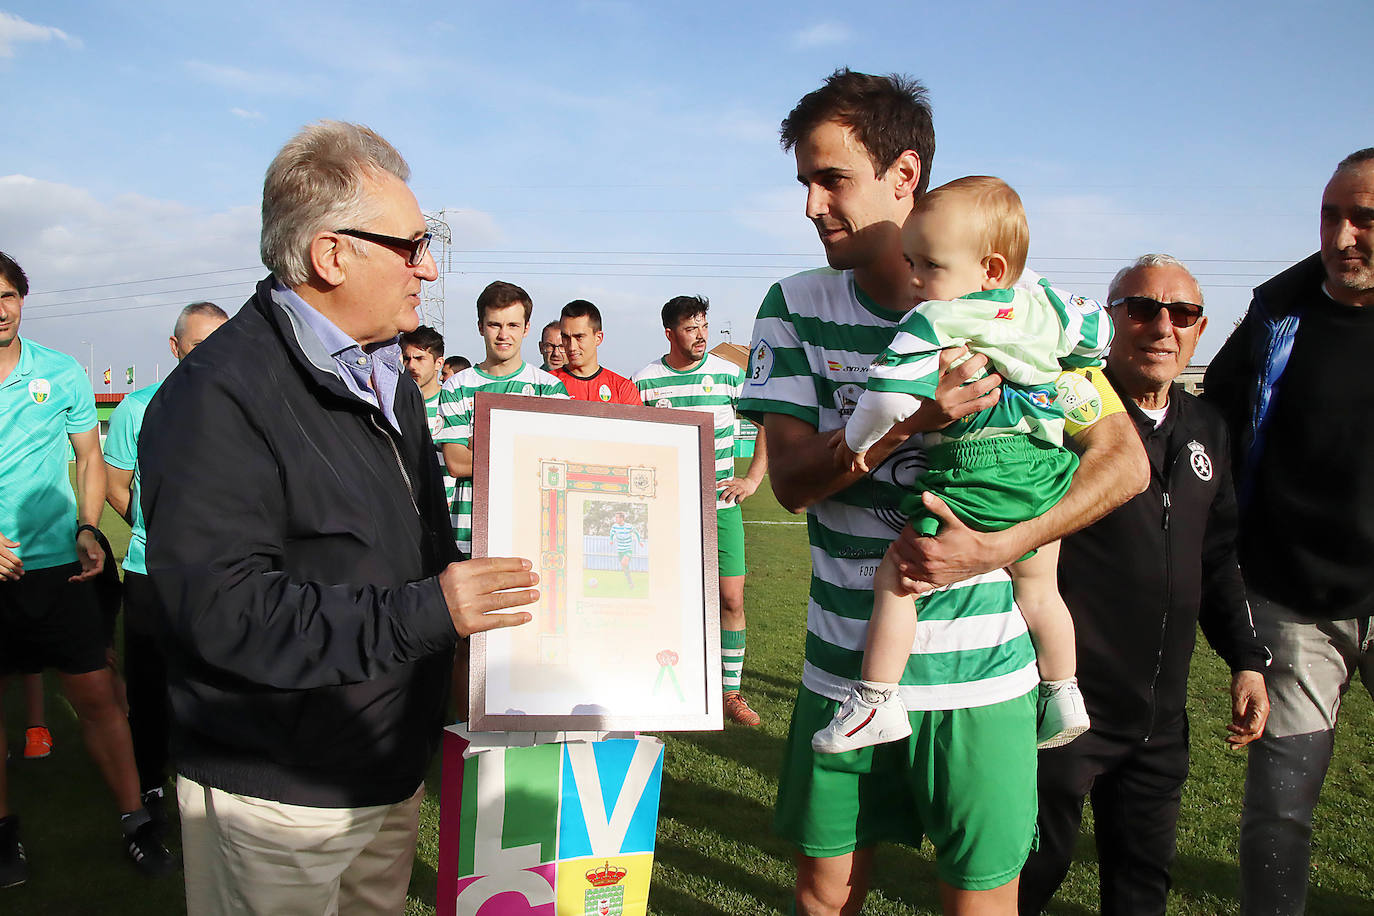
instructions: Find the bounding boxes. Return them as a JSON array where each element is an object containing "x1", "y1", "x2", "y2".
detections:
[
  {"x1": 435, "y1": 362, "x2": 569, "y2": 555},
  {"x1": 422, "y1": 391, "x2": 458, "y2": 538},
  {"x1": 738, "y1": 267, "x2": 1039, "y2": 711},
  {"x1": 858, "y1": 280, "x2": 1112, "y2": 450},
  {"x1": 609, "y1": 521, "x2": 641, "y2": 553},
  {"x1": 632, "y1": 353, "x2": 743, "y2": 511}
]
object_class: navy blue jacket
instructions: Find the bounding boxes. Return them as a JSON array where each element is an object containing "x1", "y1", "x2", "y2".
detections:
[{"x1": 140, "y1": 277, "x2": 460, "y2": 808}]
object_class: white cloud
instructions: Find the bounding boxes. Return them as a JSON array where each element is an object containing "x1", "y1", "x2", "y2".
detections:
[
  {"x1": 0, "y1": 11, "x2": 81, "y2": 58},
  {"x1": 230, "y1": 107, "x2": 264, "y2": 121},
  {"x1": 434, "y1": 208, "x2": 504, "y2": 250},
  {"x1": 0, "y1": 174, "x2": 262, "y2": 381},
  {"x1": 791, "y1": 23, "x2": 851, "y2": 50}
]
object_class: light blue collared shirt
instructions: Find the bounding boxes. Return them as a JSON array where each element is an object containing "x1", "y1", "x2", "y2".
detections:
[{"x1": 271, "y1": 282, "x2": 404, "y2": 433}]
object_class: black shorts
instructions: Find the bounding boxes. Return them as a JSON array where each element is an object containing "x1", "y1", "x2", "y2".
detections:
[{"x1": 0, "y1": 563, "x2": 109, "y2": 675}]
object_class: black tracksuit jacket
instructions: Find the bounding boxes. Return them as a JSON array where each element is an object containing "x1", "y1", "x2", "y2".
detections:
[
  {"x1": 139, "y1": 278, "x2": 460, "y2": 808},
  {"x1": 1058, "y1": 370, "x2": 1268, "y2": 739}
]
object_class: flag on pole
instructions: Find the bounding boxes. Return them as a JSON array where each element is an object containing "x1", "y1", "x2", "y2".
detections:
[
  {"x1": 102, "y1": 368, "x2": 112, "y2": 386},
  {"x1": 125, "y1": 366, "x2": 135, "y2": 386}
]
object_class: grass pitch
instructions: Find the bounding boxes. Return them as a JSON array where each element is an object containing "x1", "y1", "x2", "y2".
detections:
[
  {"x1": 581, "y1": 567, "x2": 650, "y2": 600},
  {"x1": 3, "y1": 467, "x2": 1372, "y2": 914}
]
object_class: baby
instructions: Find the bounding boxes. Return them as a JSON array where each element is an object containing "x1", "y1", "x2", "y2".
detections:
[{"x1": 811, "y1": 176, "x2": 1111, "y2": 754}]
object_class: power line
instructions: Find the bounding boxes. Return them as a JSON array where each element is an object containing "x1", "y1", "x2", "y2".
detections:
[
  {"x1": 23, "y1": 284, "x2": 258, "y2": 322},
  {"x1": 26, "y1": 281, "x2": 266, "y2": 311},
  {"x1": 27, "y1": 266, "x2": 262, "y2": 296},
  {"x1": 21, "y1": 249, "x2": 1295, "y2": 313}
]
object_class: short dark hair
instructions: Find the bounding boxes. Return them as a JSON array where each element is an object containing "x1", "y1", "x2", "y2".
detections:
[
  {"x1": 444, "y1": 355, "x2": 471, "y2": 373},
  {"x1": 0, "y1": 251, "x2": 29, "y2": 297},
  {"x1": 173, "y1": 301, "x2": 230, "y2": 339},
  {"x1": 661, "y1": 295, "x2": 708, "y2": 329},
  {"x1": 1336, "y1": 148, "x2": 1374, "y2": 174},
  {"x1": 476, "y1": 280, "x2": 533, "y2": 323},
  {"x1": 541, "y1": 320, "x2": 561, "y2": 338},
  {"x1": 561, "y1": 299, "x2": 602, "y2": 332},
  {"x1": 400, "y1": 324, "x2": 444, "y2": 359},
  {"x1": 781, "y1": 68, "x2": 936, "y2": 196}
]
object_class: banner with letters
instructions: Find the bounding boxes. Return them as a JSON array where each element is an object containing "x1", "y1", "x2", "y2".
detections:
[{"x1": 437, "y1": 726, "x2": 664, "y2": 916}]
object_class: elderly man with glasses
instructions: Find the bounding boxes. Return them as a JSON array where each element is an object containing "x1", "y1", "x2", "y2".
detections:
[
  {"x1": 138, "y1": 121, "x2": 538, "y2": 915},
  {"x1": 1018, "y1": 254, "x2": 1270, "y2": 916}
]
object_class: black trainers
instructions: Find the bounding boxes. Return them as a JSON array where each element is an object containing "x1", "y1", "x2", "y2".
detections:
[
  {"x1": 141, "y1": 787, "x2": 170, "y2": 829},
  {"x1": 0, "y1": 816, "x2": 28, "y2": 889},
  {"x1": 124, "y1": 819, "x2": 176, "y2": 877}
]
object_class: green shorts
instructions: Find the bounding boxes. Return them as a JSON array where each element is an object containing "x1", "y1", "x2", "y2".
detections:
[
  {"x1": 775, "y1": 687, "x2": 1037, "y2": 890},
  {"x1": 717, "y1": 503, "x2": 746, "y2": 578},
  {"x1": 899, "y1": 436, "x2": 1077, "y2": 537}
]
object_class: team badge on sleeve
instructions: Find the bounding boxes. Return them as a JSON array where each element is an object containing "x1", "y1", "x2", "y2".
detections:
[
  {"x1": 1069, "y1": 294, "x2": 1102, "y2": 314},
  {"x1": 748, "y1": 340, "x2": 774, "y2": 386},
  {"x1": 1054, "y1": 371, "x2": 1103, "y2": 431}
]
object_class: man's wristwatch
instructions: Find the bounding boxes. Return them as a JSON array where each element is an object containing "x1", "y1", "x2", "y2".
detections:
[{"x1": 76, "y1": 524, "x2": 100, "y2": 540}]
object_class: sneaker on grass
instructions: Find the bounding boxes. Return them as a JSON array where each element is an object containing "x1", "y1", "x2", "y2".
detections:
[
  {"x1": 0, "y1": 816, "x2": 27, "y2": 889},
  {"x1": 23, "y1": 727, "x2": 52, "y2": 760},
  {"x1": 723, "y1": 691, "x2": 760, "y2": 727},
  {"x1": 141, "y1": 786, "x2": 170, "y2": 829},
  {"x1": 1037, "y1": 677, "x2": 1090, "y2": 749},
  {"x1": 124, "y1": 820, "x2": 176, "y2": 877},
  {"x1": 812, "y1": 683, "x2": 912, "y2": 754}
]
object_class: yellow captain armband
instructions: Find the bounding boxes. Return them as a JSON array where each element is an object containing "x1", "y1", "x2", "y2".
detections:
[{"x1": 1056, "y1": 367, "x2": 1123, "y2": 437}]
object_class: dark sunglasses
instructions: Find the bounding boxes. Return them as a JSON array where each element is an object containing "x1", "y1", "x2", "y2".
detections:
[
  {"x1": 1109, "y1": 296, "x2": 1204, "y2": 328},
  {"x1": 335, "y1": 228, "x2": 433, "y2": 267}
]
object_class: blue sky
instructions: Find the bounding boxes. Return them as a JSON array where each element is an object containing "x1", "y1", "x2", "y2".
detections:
[{"x1": 5, "y1": 1, "x2": 1370, "y2": 388}]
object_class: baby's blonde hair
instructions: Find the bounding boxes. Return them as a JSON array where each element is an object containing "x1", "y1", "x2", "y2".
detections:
[{"x1": 916, "y1": 176, "x2": 1028, "y2": 286}]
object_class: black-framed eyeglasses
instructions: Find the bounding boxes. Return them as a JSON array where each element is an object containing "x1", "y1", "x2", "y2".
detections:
[
  {"x1": 1109, "y1": 296, "x2": 1204, "y2": 328},
  {"x1": 335, "y1": 228, "x2": 433, "y2": 267}
]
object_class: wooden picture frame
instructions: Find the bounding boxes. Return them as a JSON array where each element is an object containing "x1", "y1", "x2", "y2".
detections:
[{"x1": 469, "y1": 392, "x2": 722, "y2": 732}]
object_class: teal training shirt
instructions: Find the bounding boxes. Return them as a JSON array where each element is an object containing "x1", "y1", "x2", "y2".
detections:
[
  {"x1": 0, "y1": 338, "x2": 99, "y2": 570},
  {"x1": 102, "y1": 381, "x2": 163, "y2": 575}
]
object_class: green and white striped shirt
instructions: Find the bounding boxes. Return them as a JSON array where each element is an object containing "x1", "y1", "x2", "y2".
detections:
[
  {"x1": 435, "y1": 362, "x2": 569, "y2": 555},
  {"x1": 422, "y1": 391, "x2": 458, "y2": 538},
  {"x1": 853, "y1": 280, "x2": 1112, "y2": 451},
  {"x1": 632, "y1": 353, "x2": 743, "y2": 511},
  {"x1": 609, "y1": 522, "x2": 641, "y2": 553},
  {"x1": 739, "y1": 267, "x2": 1039, "y2": 711}
]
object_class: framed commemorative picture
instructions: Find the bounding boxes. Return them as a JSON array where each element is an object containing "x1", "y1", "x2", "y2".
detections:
[{"x1": 468, "y1": 393, "x2": 722, "y2": 732}]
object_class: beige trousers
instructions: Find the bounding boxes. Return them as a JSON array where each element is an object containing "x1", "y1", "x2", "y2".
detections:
[{"x1": 178, "y1": 775, "x2": 425, "y2": 916}]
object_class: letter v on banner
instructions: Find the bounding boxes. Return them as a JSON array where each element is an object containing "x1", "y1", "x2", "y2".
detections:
[
  {"x1": 565, "y1": 741, "x2": 659, "y2": 856},
  {"x1": 438, "y1": 728, "x2": 665, "y2": 916}
]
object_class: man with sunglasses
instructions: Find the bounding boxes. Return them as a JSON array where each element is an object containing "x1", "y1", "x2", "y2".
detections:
[
  {"x1": 1206, "y1": 149, "x2": 1374, "y2": 916},
  {"x1": 138, "y1": 121, "x2": 538, "y2": 914},
  {"x1": 1019, "y1": 254, "x2": 1269, "y2": 914}
]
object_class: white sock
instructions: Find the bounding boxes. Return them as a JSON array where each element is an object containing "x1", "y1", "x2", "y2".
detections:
[{"x1": 857, "y1": 679, "x2": 898, "y2": 705}]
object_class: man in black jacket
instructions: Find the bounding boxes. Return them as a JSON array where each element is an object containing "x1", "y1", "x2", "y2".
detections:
[
  {"x1": 139, "y1": 121, "x2": 538, "y2": 915},
  {"x1": 1205, "y1": 150, "x2": 1374, "y2": 916},
  {"x1": 1019, "y1": 255, "x2": 1269, "y2": 915}
]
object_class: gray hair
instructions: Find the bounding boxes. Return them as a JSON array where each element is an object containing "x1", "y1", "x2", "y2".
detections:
[
  {"x1": 260, "y1": 121, "x2": 411, "y2": 286},
  {"x1": 173, "y1": 301, "x2": 229, "y2": 340},
  {"x1": 1107, "y1": 253, "x2": 1203, "y2": 305}
]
